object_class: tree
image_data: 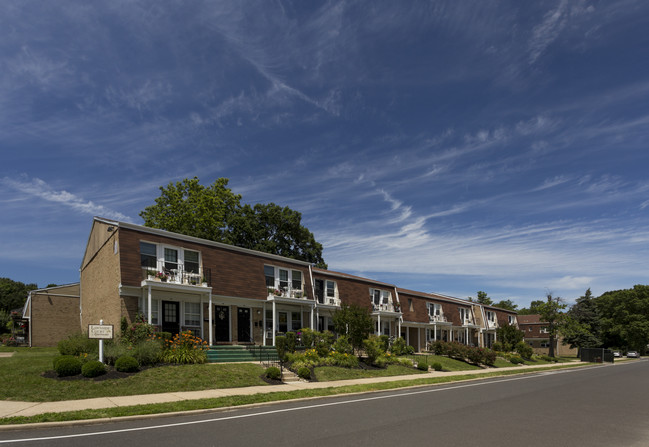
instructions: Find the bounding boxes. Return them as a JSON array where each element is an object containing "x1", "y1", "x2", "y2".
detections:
[
  {"x1": 596, "y1": 285, "x2": 649, "y2": 352},
  {"x1": 517, "y1": 300, "x2": 545, "y2": 315},
  {"x1": 560, "y1": 288, "x2": 601, "y2": 353},
  {"x1": 475, "y1": 291, "x2": 493, "y2": 305},
  {"x1": 493, "y1": 299, "x2": 518, "y2": 311},
  {"x1": 332, "y1": 305, "x2": 374, "y2": 356},
  {"x1": 496, "y1": 323, "x2": 524, "y2": 352},
  {"x1": 0, "y1": 278, "x2": 38, "y2": 312},
  {"x1": 537, "y1": 294, "x2": 566, "y2": 357},
  {"x1": 140, "y1": 177, "x2": 326, "y2": 268},
  {"x1": 229, "y1": 203, "x2": 326, "y2": 268}
]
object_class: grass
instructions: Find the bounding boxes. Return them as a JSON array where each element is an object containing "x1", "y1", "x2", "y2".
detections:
[
  {"x1": 404, "y1": 354, "x2": 483, "y2": 371},
  {"x1": 0, "y1": 363, "x2": 587, "y2": 425},
  {"x1": 314, "y1": 364, "x2": 426, "y2": 381},
  {"x1": 0, "y1": 347, "x2": 268, "y2": 402}
]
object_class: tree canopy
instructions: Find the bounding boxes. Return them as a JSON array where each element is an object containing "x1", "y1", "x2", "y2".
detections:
[
  {"x1": 140, "y1": 177, "x2": 327, "y2": 268},
  {"x1": 0, "y1": 278, "x2": 37, "y2": 312},
  {"x1": 493, "y1": 299, "x2": 518, "y2": 311}
]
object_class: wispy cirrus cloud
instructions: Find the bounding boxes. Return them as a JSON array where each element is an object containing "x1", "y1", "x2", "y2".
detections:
[{"x1": 1, "y1": 176, "x2": 133, "y2": 222}]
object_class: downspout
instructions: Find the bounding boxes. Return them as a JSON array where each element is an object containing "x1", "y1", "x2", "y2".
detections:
[
  {"x1": 28, "y1": 291, "x2": 32, "y2": 347},
  {"x1": 309, "y1": 265, "x2": 316, "y2": 329}
]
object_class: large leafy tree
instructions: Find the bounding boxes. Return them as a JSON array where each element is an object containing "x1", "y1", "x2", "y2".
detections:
[
  {"x1": 537, "y1": 294, "x2": 567, "y2": 357},
  {"x1": 140, "y1": 177, "x2": 327, "y2": 268},
  {"x1": 0, "y1": 278, "x2": 38, "y2": 312},
  {"x1": 596, "y1": 285, "x2": 649, "y2": 351},
  {"x1": 560, "y1": 288, "x2": 601, "y2": 352},
  {"x1": 493, "y1": 299, "x2": 518, "y2": 311},
  {"x1": 496, "y1": 323, "x2": 524, "y2": 351},
  {"x1": 517, "y1": 300, "x2": 546, "y2": 315}
]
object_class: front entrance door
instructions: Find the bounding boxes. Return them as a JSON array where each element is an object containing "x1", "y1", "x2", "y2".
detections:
[
  {"x1": 214, "y1": 305, "x2": 230, "y2": 342},
  {"x1": 237, "y1": 308, "x2": 251, "y2": 343},
  {"x1": 161, "y1": 301, "x2": 180, "y2": 335}
]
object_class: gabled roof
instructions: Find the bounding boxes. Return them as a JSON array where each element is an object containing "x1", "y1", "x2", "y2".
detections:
[
  {"x1": 94, "y1": 216, "x2": 313, "y2": 267},
  {"x1": 312, "y1": 267, "x2": 396, "y2": 288},
  {"x1": 517, "y1": 314, "x2": 543, "y2": 324}
]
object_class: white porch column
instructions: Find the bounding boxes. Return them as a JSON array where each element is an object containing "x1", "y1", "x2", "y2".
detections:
[
  {"x1": 417, "y1": 327, "x2": 421, "y2": 352},
  {"x1": 199, "y1": 294, "x2": 204, "y2": 339},
  {"x1": 208, "y1": 291, "x2": 213, "y2": 345},
  {"x1": 406, "y1": 325, "x2": 409, "y2": 345},
  {"x1": 262, "y1": 303, "x2": 267, "y2": 346},
  {"x1": 316, "y1": 308, "x2": 320, "y2": 331},
  {"x1": 398, "y1": 318, "x2": 401, "y2": 337},
  {"x1": 147, "y1": 285, "x2": 152, "y2": 324},
  {"x1": 272, "y1": 300, "x2": 277, "y2": 347},
  {"x1": 377, "y1": 314, "x2": 381, "y2": 336},
  {"x1": 433, "y1": 323, "x2": 437, "y2": 340}
]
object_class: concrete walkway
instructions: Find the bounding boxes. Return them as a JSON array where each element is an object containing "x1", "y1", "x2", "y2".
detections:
[{"x1": 0, "y1": 362, "x2": 583, "y2": 420}]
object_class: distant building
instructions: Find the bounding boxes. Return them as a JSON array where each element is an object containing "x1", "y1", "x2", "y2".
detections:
[{"x1": 518, "y1": 314, "x2": 577, "y2": 356}]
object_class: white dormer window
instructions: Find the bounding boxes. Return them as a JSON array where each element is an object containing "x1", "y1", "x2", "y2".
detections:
[
  {"x1": 369, "y1": 288, "x2": 391, "y2": 305},
  {"x1": 265, "y1": 265, "x2": 303, "y2": 294},
  {"x1": 508, "y1": 315, "x2": 516, "y2": 325},
  {"x1": 427, "y1": 303, "x2": 442, "y2": 316},
  {"x1": 487, "y1": 311, "x2": 495, "y2": 322}
]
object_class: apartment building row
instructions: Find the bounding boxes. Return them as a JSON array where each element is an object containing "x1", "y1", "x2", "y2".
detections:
[{"x1": 23, "y1": 217, "x2": 518, "y2": 348}]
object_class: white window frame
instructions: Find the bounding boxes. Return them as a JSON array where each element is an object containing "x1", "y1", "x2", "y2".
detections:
[
  {"x1": 265, "y1": 265, "x2": 304, "y2": 296},
  {"x1": 427, "y1": 303, "x2": 442, "y2": 317},
  {"x1": 369, "y1": 288, "x2": 392, "y2": 307},
  {"x1": 140, "y1": 241, "x2": 202, "y2": 275},
  {"x1": 184, "y1": 301, "x2": 201, "y2": 327}
]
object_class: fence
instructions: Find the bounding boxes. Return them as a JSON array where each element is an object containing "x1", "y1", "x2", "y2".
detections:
[{"x1": 580, "y1": 348, "x2": 614, "y2": 363}]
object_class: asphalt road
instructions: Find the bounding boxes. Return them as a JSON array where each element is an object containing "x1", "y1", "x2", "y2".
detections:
[{"x1": 2, "y1": 360, "x2": 649, "y2": 447}]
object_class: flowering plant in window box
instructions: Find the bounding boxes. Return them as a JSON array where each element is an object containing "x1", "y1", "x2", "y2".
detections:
[
  {"x1": 273, "y1": 289, "x2": 282, "y2": 296},
  {"x1": 155, "y1": 272, "x2": 168, "y2": 282},
  {"x1": 294, "y1": 291, "x2": 303, "y2": 298}
]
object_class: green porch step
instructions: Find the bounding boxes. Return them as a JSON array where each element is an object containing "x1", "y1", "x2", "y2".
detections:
[{"x1": 207, "y1": 345, "x2": 279, "y2": 363}]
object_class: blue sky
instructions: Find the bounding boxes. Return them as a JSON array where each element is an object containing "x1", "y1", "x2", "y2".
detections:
[{"x1": 1, "y1": 1, "x2": 648, "y2": 308}]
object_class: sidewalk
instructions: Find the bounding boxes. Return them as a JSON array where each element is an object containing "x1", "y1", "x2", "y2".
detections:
[{"x1": 0, "y1": 362, "x2": 583, "y2": 420}]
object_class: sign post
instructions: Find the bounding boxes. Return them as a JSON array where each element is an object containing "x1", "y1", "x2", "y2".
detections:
[{"x1": 88, "y1": 320, "x2": 114, "y2": 363}]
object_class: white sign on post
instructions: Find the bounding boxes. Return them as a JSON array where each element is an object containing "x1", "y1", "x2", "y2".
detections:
[{"x1": 89, "y1": 321, "x2": 113, "y2": 364}]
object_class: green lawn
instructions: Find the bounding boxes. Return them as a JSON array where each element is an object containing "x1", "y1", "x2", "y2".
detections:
[
  {"x1": 314, "y1": 364, "x2": 426, "y2": 381},
  {"x1": 0, "y1": 347, "x2": 269, "y2": 402},
  {"x1": 404, "y1": 354, "x2": 483, "y2": 371}
]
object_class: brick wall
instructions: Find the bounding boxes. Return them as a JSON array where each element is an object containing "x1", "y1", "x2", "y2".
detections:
[{"x1": 30, "y1": 289, "x2": 80, "y2": 347}]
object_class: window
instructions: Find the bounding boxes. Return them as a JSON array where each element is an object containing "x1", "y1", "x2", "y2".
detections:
[
  {"x1": 279, "y1": 269, "x2": 289, "y2": 290},
  {"x1": 291, "y1": 312, "x2": 302, "y2": 331},
  {"x1": 264, "y1": 265, "x2": 304, "y2": 293},
  {"x1": 540, "y1": 327, "x2": 549, "y2": 334},
  {"x1": 184, "y1": 250, "x2": 200, "y2": 274},
  {"x1": 164, "y1": 248, "x2": 178, "y2": 271},
  {"x1": 150, "y1": 299, "x2": 160, "y2": 325},
  {"x1": 508, "y1": 315, "x2": 515, "y2": 325},
  {"x1": 292, "y1": 271, "x2": 302, "y2": 290},
  {"x1": 486, "y1": 311, "x2": 495, "y2": 322},
  {"x1": 184, "y1": 302, "x2": 201, "y2": 326},
  {"x1": 408, "y1": 299, "x2": 413, "y2": 312},
  {"x1": 264, "y1": 266, "x2": 275, "y2": 288},
  {"x1": 428, "y1": 303, "x2": 442, "y2": 316},
  {"x1": 326, "y1": 280, "x2": 335, "y2": 298},
  {"x1": 459, "y1": 308, "x2": 471, "y2": 323},
  {"x1": 369, "y1": 288, "x2": 391, "y2": 306},
  {"x1": 140, "y1": 242, "x2": 157, "y2": 268}
]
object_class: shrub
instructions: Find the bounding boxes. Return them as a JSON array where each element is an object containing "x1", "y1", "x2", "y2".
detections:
[
  {"x1": 447, "y1": 342, "x2": 468, "y2": 361},
  {"x1": 332, "y1": 335, "x2": 354, "y2": 355},
  {"x1": 53, "y1": 355, "x2": 75, "y2": 371},
  {"x1": 265, "y1": 366, "x2": 281, "y2": 380},
  {"x1": 515, "y1": 341, "x2": 534, "y2": 359},
  {"x1": 466, "y1": 347, "x2": 485, "y2": 365},
  {"x1": 133, "y1": 339, "x2": 163, "y2": 366},
  {"x1": 363, "y1": 335, "x2": 386, "y2": 365},
  {"x1": 82, "y1": 360, "x2": 106, "y2": 378},
  {"x1": 378, "y1": 334, "x2": 390, "y2": 352},
  {"x1": 103, "y1": 341, "x2": 130, "y2": 366},
  {"x1": 299, "y1": 328, "x2": 316, "y2": 348},
  {"x1": 55, "y1": 356, "x2": 82, "y2": 377},
  {"x1": 390, "y1": 337, "x2": 414, "y2": 356},
  {"x1": 123, "y1": 319, "x2": 156, "y2": 345},
  {"x1": 509, "y1": 355, "x2": 524, "y2": 365},
  {"x1": 275, "y1": 336, "x2": 288, "y2": 361},
  {"x1": 430, "y1": 340, "x2": 448, "y2": 356},
  {"x1": 57, "y1": 332, "x2": 98, "y2": 356},
  {"x1": 297, "y1": 366, "x2": 311, "y2": 380},
  {"x1": 482, "y1": 349, "x2": 497, "y2": 366},
  {"x1": 330, "y1": 351, "x2": 359, "y2": 368},
  {"x1": 431, "y1": 362, "x2": 443, "y2": 371},
  {"x1": 417, "y1": 361, "x2": 429, "y2": 371},
  {"x1": 491, "y1": 342, "x2": 504, "y2": 352},
  {"x1": 315, "y1": 331, "x2": 335, "y2": 357},
  {"x1": 285, "y1": 332, "x2": 297, "y2": 353},
  {"x1": 115, "y1": 355, "x2": 139, "y2": 372}
]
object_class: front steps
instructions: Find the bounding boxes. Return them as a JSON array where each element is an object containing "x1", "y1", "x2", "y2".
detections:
[{"x1": 207, "y1": 345, "x2": 279, "y2": 363}]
